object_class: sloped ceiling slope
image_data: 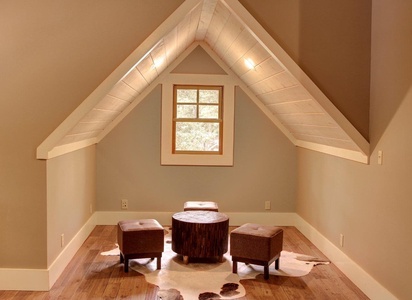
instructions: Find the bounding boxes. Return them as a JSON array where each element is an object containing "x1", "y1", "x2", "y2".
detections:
[{"x1": 37, "y1": 0, "x2": 369, "y2": 163}]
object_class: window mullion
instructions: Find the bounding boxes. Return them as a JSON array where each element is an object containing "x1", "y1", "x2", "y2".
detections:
[{"x1": 196, "y1": 89, "x2": 200, "y2": 120}]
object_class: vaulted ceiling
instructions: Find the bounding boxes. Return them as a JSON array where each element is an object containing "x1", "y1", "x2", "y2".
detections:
[{"x1": 37, "y1": 0, "x2": 369, "y2": 163}]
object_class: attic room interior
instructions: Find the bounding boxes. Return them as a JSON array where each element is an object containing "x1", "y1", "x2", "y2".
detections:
[{"x1": 0, "y1": 0, "x2": 411, "y2": 299}]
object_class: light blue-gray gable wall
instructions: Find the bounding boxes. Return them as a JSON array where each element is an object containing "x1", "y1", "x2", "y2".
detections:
[{"x1": 96, "y1": 84, "x2": 296, "y2": 213}]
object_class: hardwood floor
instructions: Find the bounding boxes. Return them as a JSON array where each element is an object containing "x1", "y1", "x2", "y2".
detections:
[{"x1": 0, "y1": 225, "x2": 369, "y2": 299}]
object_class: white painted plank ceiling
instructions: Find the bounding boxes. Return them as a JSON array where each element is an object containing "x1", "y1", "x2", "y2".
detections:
[{"x1": 39, "y1": 0, "x2": 369, "y2": 163}]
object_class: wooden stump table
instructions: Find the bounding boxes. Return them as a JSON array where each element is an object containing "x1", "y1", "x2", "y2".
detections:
[{"x1": 172, "y1": 211, "x2": 229, "y2": 264}]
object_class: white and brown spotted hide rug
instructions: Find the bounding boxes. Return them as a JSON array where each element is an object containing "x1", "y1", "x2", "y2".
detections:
[{"x1": 101, "y1": 228, "x2": 329, "y2": 300}]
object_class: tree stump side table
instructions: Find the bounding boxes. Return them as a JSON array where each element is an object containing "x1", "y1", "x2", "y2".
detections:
[{"x1": 172, "y1": 211, "x2": 229, "y2": 264}]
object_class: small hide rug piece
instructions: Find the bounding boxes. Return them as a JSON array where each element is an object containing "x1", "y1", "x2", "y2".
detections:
[
  {"x1": 101, "y1": 246, "x2": 120, "y2": 256},
  {"x1": 101, "y1": 228, "x2": 330, "y2": 300}
]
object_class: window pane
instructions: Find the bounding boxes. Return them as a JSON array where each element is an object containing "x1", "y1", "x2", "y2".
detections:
[
  {"x1": 177, "y1": 89, "x2": 197, "y2": 103},
  {"x1": 199, "y1": 105, "x2": 219, "y2": 119},
  {"x1": 199, "y1": 89, "x2": 219, "y2": 103},
  {"x1": 176, "y1": 104, "x2": 197, "y2": 118},
  {"x1": 175, "y1": 122, "x2": 220, "y2": 152}
]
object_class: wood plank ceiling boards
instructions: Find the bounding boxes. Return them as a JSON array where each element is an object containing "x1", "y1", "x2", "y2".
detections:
[{"x1": 37, "y1": 0, "x2": 369, "y2": 163}]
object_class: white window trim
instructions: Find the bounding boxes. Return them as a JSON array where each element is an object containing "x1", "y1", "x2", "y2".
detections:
[{"x1": 161, "y1": 74, "x2": 234, "y2": 166}]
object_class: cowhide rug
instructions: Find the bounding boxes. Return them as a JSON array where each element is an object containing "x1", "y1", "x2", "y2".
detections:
[{"x1": 101, "y1": 228, "x2": 330, "y2": 300}]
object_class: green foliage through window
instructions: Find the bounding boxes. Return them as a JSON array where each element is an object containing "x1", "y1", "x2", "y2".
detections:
[{"x1": 173, "y1": 85, "x2": 223, "y2": 154}]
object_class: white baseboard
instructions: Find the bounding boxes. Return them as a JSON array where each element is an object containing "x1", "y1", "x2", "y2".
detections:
[
  {"x1": 47, "y1": 215, "x2": 97, "y2": 289},
  {"x1": 225, "y1": 212, "x2": 297, "y2": 226},
  {"x1": 0, "y1": 211, "x2": 398, "y2": 300},
  {"x1": 0, "y1": 215, "x2": 97, "y2": 291},
  {"x1": 93, "y1": 211, "x2": 297, "y2": 227},
  {"x1": 294, "y1": 215, "x2": 397, "y2": 300},
  {"x1": 93, "y1": 211, "x2": 176, "y2": 226}
]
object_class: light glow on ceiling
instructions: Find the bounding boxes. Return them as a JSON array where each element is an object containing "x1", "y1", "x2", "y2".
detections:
[
  {"x1": 244, "y1": 58, "x2": 256, "y2": 70},
  {"x1": 152, "y1": 57, "x2": 165, "y2": 70}
]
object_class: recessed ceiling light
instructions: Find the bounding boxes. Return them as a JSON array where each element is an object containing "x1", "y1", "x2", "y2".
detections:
[
  {"x1": 152, "y1": 57, "x2": 165, "y2": 69},
  {"x1": 244, "y1": 58, "x2": 256, "y2": 70}
]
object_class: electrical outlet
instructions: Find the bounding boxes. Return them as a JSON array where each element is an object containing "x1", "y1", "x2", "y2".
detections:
[
  {"x1": 378, "y1": 150, "x2": 383, "y2": 165},
  {"x1": 265, "y1": 201, "x2": 271, "y2": 210},
  {"x1": 121, "y1": 199, "x2": 128, "y2": 210},
  {"x1": 340, "y1": 234, "x2": 344, "y2": 247}
]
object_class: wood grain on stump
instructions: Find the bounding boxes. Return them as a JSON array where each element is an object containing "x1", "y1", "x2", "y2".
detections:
[{"x1": 172, "y1": 211, "x2": 229, "y2": 263}]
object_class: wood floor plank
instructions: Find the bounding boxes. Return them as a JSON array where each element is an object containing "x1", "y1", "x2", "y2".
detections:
[
  {"x1": 0, "y1": 225, "x2": 369, "y2": 299},
  {"x1": 0, "y1": 291, "x2": 19, "y2": 300}
]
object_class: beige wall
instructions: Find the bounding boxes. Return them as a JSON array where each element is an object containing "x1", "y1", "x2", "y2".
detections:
[
  {"x1": 3, "y1": 0, "x2": 409, "y2": 297},
  {"x1": 0, "y1": 0, "x2": 183, "y2": 269},
  {"x1": 46, "y1": 146, "x2": 96, "y2": 266},
  {"x1": 296, "y1": 1, "x2": 412, "y2": 299},
  {"x1": 0, "y1": 143, "x2": 47, "y2": 268},
  {"x1": 96, "y1": 83, "x2": 297, "y2": 213}
]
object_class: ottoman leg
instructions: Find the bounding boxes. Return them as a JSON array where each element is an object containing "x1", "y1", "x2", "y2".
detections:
[
  {"x1": 232, "y1": 260, "x2": 238, "y2": 274},
  {"x1": 264, "y1": 264, "x2": 269, "y2": 280},
  {"x1": 157, "y1": 256, "x2": 161, "y2": 270},
  {"x1": 275, "y1": 257, "x2": 280, "y2": 270},
  {"x1": 120, "y1": 252, "x2": 124, "y2": 263},
  {"x1": 124, "y1": 258, "x2": 129, "y2": 273}
]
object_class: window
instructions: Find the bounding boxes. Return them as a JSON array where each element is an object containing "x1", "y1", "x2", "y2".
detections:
[
  {"x1": 173, "y1": 85, "x2": 223, "y2": 154},
  {"x1": 161, "y1": 74, "x2": 234, "y2": 166}
]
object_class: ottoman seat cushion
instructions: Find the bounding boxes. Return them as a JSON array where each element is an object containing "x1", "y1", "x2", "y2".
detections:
[{"x1": 183, "y1": 201, "x2": 219, "y2": 212}]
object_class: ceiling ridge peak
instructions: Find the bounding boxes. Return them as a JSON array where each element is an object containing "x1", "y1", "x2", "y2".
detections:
[{"x1": 195, "y1": 0, "x2": 219, "y2": 41}]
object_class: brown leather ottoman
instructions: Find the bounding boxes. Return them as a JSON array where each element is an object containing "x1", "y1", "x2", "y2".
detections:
[
  {"x1": 230, "y1": 223, "x2": 283, "y2": 279},
  {"x1": 117, "y1": 219, "x2": 164, "y2": 272},
  {"x1": 183, "y1": 201, "x2": 219, "y2": 212}
]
